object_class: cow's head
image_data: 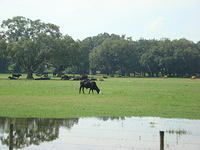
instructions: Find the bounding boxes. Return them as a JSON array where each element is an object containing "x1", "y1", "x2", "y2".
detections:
[{"x1": 96, "y1": 87, "x2": 100, "y2": 94}]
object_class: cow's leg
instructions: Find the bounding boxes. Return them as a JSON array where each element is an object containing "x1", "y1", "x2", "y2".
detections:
[
  {"x1": 82, "y1": 87, "x2": 85, "y2": 94},
  {"x1": 92, "y1": 89, "x2": 94, "y2": 94},
  {"x1": 89, "y1": 88, "x2": 91, "y2": 94},
  {"x1": 79, "y1": 86, "x2": 82, "y2": 94}
]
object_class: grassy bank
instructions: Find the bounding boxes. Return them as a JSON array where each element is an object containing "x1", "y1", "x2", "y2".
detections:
[{"x1": 0, "y1": 74, "x2": 199, "y2": 119}]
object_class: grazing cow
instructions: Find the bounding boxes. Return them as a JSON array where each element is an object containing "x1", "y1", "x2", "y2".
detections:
[{"x1": 79, "y1": 79, "x2": 100, "y2": 94}]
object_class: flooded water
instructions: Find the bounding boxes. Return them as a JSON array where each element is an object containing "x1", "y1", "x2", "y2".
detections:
[{"x1": 0, "y1": 117, "x2": 199, "y2": 150}]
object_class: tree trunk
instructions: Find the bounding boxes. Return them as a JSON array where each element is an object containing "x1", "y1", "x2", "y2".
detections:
[
  {"x1": 156, "y1": 73, "x2": 159, "y2": 77},
  {"x1": 126, "y1": 73, "x2": 130, "y2": 77},
  {"x1": 26, "y1": 71, "x2": 34, "y2": 79}
]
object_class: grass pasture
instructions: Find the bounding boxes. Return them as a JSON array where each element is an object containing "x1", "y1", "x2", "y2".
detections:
[{"x1": 0, "y1": 74, "x2": 200, "y2": 119}]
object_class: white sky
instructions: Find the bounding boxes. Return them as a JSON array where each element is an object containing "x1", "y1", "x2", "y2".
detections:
[{"x1": 0, "y1": 0, "x2": 200, "y2": 41}]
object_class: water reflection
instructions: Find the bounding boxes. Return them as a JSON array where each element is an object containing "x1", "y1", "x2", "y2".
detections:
[
  {"x1": 0, "y1": 118, "x2": 79, "y2": 149},
  {"x1": 97, "y1": 117, "x2": 125, "y2": 121},
  {"x1": 166, "y1": 129, "x2": 187, "y2": 135},
  {"x1": 0, "y1": 117, "x2": 199, "y2": 150}
]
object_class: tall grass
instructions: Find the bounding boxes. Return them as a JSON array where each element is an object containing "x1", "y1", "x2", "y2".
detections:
[{"x1": 0, "y1": 74, "x2": 199, "y2": 119}]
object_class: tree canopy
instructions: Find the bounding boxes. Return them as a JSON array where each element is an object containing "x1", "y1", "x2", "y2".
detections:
[{"x1": 0, "y1": 16, "x2": 200, "y2": 78}]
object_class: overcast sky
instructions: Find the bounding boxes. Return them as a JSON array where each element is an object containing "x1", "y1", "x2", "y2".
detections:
[{"x1": 0, "y1": 0, "x2": 199, "y2": 41}]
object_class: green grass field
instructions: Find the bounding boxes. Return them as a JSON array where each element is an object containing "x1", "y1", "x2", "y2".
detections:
[{"x1": 0, "y1": 74, "x2": 200, "y2": 119}]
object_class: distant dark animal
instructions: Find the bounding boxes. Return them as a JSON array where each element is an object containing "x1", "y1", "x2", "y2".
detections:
[
  {"x1": 35, "y1": 77, "x2": 50, "y2": 80},
  {"x1": 72, "y1": 76, "x2": 81, "y2": 80},
  {"x1": 103, "y1": 76, "x2": 108, "y2": 78},
  {"x1": 12, "y1": 73, "x2": 22, "y2": 79},
  {"x1": 61, "y1": 75, "x2": 72, "y2": 80},
  {"x1": 8, "y1": 76, "x2": 17, "y2": 80},
  {"x1": 90, "y1": 78, "x2": 97, "y2": 81},
  {"x1": 79, "y1": 79, "x2": 100, "y2": 94}
]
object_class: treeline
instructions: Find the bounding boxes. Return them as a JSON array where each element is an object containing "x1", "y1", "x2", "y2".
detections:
[{"x1": 0, "y1": 16, "x2": 200, "y2": 79}]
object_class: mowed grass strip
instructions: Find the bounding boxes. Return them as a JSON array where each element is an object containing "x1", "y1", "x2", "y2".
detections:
[{"x1": 0, "y1": 76, "x2": 200, "y2": 119}]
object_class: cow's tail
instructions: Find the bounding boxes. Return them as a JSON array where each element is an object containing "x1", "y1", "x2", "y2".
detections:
[
  {"x1": 79, "y1": 86, "x2": 82, "y2": 94},
  {"x1": 79, "y1": 83, "x2": 83, "y2": 94}
]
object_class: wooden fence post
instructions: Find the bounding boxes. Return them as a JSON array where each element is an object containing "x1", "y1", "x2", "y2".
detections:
[{"x1": 160, "y1": 131, "x2": 164, "y2": 150}]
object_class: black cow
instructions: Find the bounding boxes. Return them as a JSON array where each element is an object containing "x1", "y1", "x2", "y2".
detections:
[{"x1": 79, "y1": 79, "x2": 100, "y2": 94}]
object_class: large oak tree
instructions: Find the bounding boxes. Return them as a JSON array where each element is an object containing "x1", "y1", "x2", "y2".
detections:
[{"x1": 1, "y1": 16, "x2": 61, "y2": 79}]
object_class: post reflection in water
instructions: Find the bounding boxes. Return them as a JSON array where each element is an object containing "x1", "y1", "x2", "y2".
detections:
[
  {"x1": 9, "y1": 123, "x2": 13, "y2": 150},
  {"x1": 0, "y1": 117, "x2": 199, "y2": 150}
]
